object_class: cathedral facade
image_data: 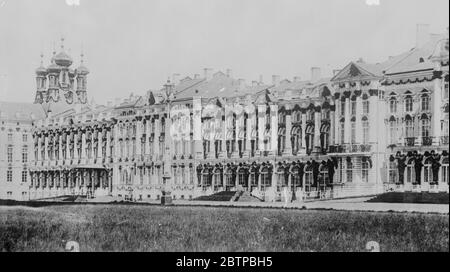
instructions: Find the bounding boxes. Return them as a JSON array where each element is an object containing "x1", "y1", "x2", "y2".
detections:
[{"x1": 1, "y1": 25, "x2": 448, "y2": 202}]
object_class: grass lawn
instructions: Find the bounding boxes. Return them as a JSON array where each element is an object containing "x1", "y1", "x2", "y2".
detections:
[
  {"x1": 367, "y1": 192, "x2": 449, "y2": 204},
  {"x1": 0, "y1": 205, "x2": 448, "y2": 252}
]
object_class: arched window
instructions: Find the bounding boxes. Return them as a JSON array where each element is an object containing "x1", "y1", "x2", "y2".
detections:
[
  {"x1": 340, "y1": 99, "x2": 346, "y2": 116},
  {"x1": 424, "y1": 158, "x2": 433, "y2": 184},
  {"x1": 276, "y1": 166, "x2": 288, "y2": 191},
  {"x1": 291, "y1": 126, "x2": 302, "y2": 155},
  {"x1": 421, "y1": 94, "x2": 430, "y2": 112},
  {"x1": 320, "y1": 123, "x2": 330, "y2": 151},
  {"x1": 214, "y1": 167, "x2": 223, "y2": 189},
  {"x1": 351, "y1": 118, "x2": 356, "y2": 144},
  {"x1": 249, "y1": 166, "x2": 259, "y2": 189},
  {"x1": 405, "y1": 116, "x2": 414, "y2": 138},
  {"x1": 319, "y1": 164, "x2": 329, "y2": 189},
  {"x1": 389, "y1": 98, "x2": 397, "y2": 114},
  {"x1": 278, "y1": 127, "x2": 286, "y2": 155},
  {"x1": 421, "y1": 117, "x2": 431, "y2": 138},
  {"x1": 260, "y1": 166, "x2": 272, "y2": 191},
  {"x1": 305, "y1": 125, "x2": 314, "y2": 153},
  {"x1": 304, "y1": 165, "x2": 313, "y2": 192},
  {"x1": 406, "y1": 159, "x2": 415, "y2": 184},
  {"x1": 442, "y1": 158, "x2": 449, "y2": 185},
  {"x1": 203, "y1": 167, "x2": 212, "y2": 188},
  {"x1": 238, "y1": 168, "x2": 248, "y2": 187},
  {"x1": 291, "y1": 165, "x2": 302, "y2": 188},
  {"x1": 389, "y1": 161, "x2": 398, "y2": 184},
  {"x1": 405, "y1": 96, "x2": 413, "y2": 112},
  {"x1": 389, "y1": 118, "x2": 397, "y2": 145},
  {"x1": 362, "y1": 117, "x2": 369, "y2": 144},
  {"x1": 362, "y1": 159, "x2": 369, "y2": 183},
  {"x1": 346, "y1": 159, "x2": 353, "y2": 183},
  {"x1": 225, "y1": 167, "x2": 236, "y2": 190}
]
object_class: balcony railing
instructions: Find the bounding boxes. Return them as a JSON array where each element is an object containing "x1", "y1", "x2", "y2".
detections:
[
  {"x1": 422, "y1": 136, "x2": 433, "y2": 146},
  {"x1": 405, "y1": 137, "x2": 416, "y2": 147},
  {"x1": 328, "y1": 144, "x2": 372, "y2": 154}
]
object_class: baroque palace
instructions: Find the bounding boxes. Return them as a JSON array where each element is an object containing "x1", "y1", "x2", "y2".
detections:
[{"x1": 0, "y1": 25, "x2": 448, "y2": 202}]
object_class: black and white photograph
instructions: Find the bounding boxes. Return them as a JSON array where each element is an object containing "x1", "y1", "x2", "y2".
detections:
[{"x1": 0, "y1": 0, "x2": 448, "y2": 255}]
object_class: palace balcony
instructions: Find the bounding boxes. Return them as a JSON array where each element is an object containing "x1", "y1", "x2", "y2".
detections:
[
  {"x1": 405, "y1": 137, "x2": 416, "y2": 147},
  {"x1": 422, "y1": 136, "x2": 433, "y2": 146},
  {"x1": 328, "y1": 144, "x2": 372, "y2": 154}
]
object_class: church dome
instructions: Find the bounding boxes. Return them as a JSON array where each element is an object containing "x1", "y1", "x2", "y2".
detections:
[
  {"x1": 36, "y1": 65, "x2": 47, "y2": 76},
  {"x1": 47, "y1": 62, "x2": 61, "y2": 73},
  {"x1": 76, "y1": 65, "x2": 89, "y2": 75},
  {"x1": 54, "y1": 51, "x2": 73, "y2": 67}
]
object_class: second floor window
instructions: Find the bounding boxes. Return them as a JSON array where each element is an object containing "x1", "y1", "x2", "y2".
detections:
[
  {"x1": 340, "y1": 100, "x2": 346, "y2": 116},
  {"x1": 8, "y1": 133, "x2": 13, "y2": 142},
  {"x1": 7, "y1": 146, "x2": 13, "y2": 163},
  {"x1": 23, "y1": 134, "x2": 28, "y2": 142},
  {"x1": 421, "y1": 118, "x2": 431, "y2": 138},
  {"x1": 351, "y1": 100, "x2": 357, "y2": 116},
  {"x1": 22, "y1": 147, "x2": 28, "y2": 163},
  {"x1": 389, "y1": 99, "x2": 397, "y2": 114},
  {"x1": 405, "y1": 97, "x2": 413, "y2": 112},
  {"x1": 362, "y1": 100, "x2": 369, "y2": 115},
  {"x1": 421, "y1": 94, "x2": 430, "y2": 111},
  {"x1": 405, "y1": 119, "x2": 414, "y2": 138},
  {"x1": 362, "y1": 120, "x2": 370, "y2": 144},
  {"x1": 351, "y1": 121, "x2": 356, "y2": 144},
  {"x1": 389, "y1": 121, "x2": 397, "y2": 144}
]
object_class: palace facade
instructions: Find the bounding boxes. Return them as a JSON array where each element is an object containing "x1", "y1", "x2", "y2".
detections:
[{"x1": 1, "y1": 25, "x2": 448, "y2": 202}]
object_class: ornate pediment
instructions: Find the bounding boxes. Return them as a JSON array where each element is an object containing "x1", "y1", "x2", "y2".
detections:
[{"x1": 332, "y1": 62, "x2": 378, "y2": 82}]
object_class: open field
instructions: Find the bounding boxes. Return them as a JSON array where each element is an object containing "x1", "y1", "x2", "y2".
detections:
[{"x1": 0, "y1": 205, "x2": 448, "y2": 252}]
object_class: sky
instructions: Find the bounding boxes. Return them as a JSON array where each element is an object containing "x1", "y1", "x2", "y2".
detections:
[{"x1": 0, "y1": 0, "x2": 449, "y2": 104}]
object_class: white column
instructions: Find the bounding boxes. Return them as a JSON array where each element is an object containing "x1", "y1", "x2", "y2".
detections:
[
  {"x1": 136, "y1": 119, "x2": 142, "y2": 156},
  {"x1": 344, "y1": 97, "x2": 351, "y2": 144},
  {"x1": 258, "y1": 105, "x2": 266, "y2": 153},
  {"x1": 369, "y1": 95, "x2": 378, "y2": 144},
  {"x1": 106, "y1": 130, "x2": 111, "y2": 158},
  {"x1": 97, "y1": 130, "x2": 102, "y2": 160},
  {"x1": 355, "y1": 95, "x2": 363, "y2": 144},
  {"x1": 314, "y1": 107, "x2": 321, "y2": 150},
  {"x1": 301, "y1": 112, "x2": 307, "y2": 151},
  {"x1": 270, "y1": 104, "x2": 278, "y2": 155},
  {"x1": 145, "y1": 118, "x2": 151, "y2": 156},
  {"x1": 154, "y1": 118, "x2": 161, "y2": 159},
  {"x1": 334, "y1": 100, "x2": 340, "y2": 145},
  {"x1": 81, "y1": 131, "x2": 86, "y2": 159},
  {"x1": 433, "y1": 74, "x2": 443, "y2": 145},
  {"x1": 284, "y1": 110, "x2": 292, "y2": 156},
  {"x1": 330, "y1": 107, "x2": 336, "y2": 146}
]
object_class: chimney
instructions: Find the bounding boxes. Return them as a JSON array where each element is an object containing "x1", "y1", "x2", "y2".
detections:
[
  {"x1": 293, "y1": 76, "x2": 301, "y2": 82},
  {"x1": 272, "y1": 75, "x2": 281, "y2": 86},
  {"x1": 416, "y1": 24, "x2": 430, "y2": 48},
  {"x1": 226, "y1": 69, "x2": 233, "y2": 78},
  {"x1": 333, "y1": 69, "x2": 341, "y2": 76},
  {"x1": 311, "y1": 67, "x2": 321, "y2": 82},
  {"x1": 107, "y1": 101, "x2": 113, "y2": 108},
  {"x1": 259, "y1": 75, "x2": 264, "y2": 84},
  {"x1": 203, "y1": 68, "x2": 213, "y2": 80},
  {"x1": 194, "y1": 74, "x2": 200, "y2": 79},
  {"x1": 172, "y1": 73, "x2": 180, "y2": 85}
]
